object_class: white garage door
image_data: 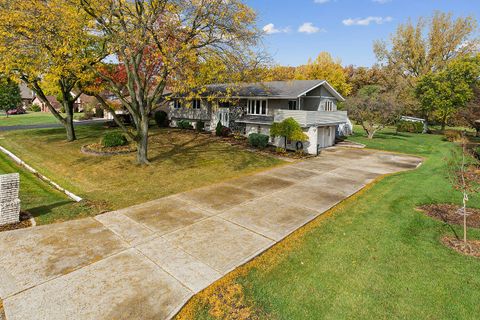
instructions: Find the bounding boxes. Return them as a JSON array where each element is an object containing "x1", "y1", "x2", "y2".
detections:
[{"x1": 317, "y1": 126, "x2": 335, "y2": 149}]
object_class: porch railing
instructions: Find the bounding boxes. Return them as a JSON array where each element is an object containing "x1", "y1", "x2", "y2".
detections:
[{"x1": 274, "y1": 110, "x2": 348, "y2": 126}]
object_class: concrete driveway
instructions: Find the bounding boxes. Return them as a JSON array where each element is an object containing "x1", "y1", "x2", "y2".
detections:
[{"x1": 0, "y1": 148, "x2": 421, "y2": 320}]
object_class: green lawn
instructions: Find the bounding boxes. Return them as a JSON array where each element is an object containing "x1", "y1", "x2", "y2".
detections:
[
  {"x1": 179, "y1": 128, "x2": 480, "y2": 320},
  {"x1": 0, "y1": 112, "x2": 60, "y2": 127},
  {"x1": 0, "y1": 112, "x2": 84, "y2": 127},
  {"x1": 0, "y1": 125, "x2": 284, "y2": 224},
  {"x1": 0, "y1": 152, "x2": 96, "y2": 225}
]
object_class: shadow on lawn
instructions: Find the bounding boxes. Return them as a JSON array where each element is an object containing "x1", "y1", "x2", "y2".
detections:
[{"x1": 28, "y1": 200, "x2": 74, "y2": 218}]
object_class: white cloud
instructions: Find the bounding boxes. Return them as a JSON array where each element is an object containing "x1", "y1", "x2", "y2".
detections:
[
  {"x1": 263, "y1": 23, "x2": 290, "y2": 35},
  {"x1": 298, "y1": 22, "x2": 324, "y2": 34},
  {"x1": 314, "y1": 0, "x2": 330, "y2": 3},
  {"x1": 372, "y1": 0, "x2": 392, "y2": 3},
  {"x1": 342, "y1": 16, "x2": 393, "y2": 26}
]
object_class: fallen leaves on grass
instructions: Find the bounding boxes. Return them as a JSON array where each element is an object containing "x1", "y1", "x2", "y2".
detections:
[{"x1": 0, "y1": 299, "x2": 5, "y2": 320}]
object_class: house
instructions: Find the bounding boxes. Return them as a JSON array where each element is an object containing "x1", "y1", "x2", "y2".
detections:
[
  {"x1": 168, "y1": 80, "x2": 351, "y2": 155},
  {"x1": 32, "y1": 94, "x2": 87, "y2": 113},
  {"x1": 32, "y1": 96, "x2": 62, "y2": 112},
  {"x1": 19, "y1": 83, "x2": 35, "y2": 109}
]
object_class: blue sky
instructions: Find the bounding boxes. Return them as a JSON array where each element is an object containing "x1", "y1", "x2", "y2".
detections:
[{"x1": 245, "y1": 0, "x2": 480, "y2": 67}]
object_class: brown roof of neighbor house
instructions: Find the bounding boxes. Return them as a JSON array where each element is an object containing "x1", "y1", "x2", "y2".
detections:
[{"x1": 19, "y1": 83, "x2": 35, "y2": 100}]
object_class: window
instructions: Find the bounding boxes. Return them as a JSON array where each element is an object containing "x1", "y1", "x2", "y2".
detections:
[
  {"x1": 174, "y1": 100, "x2": 182, "y2": 109},
  {"x1": 325, "y1": 100, "x2": 334, "y2": 111},
  {"x1": 192, "y1": 99, "x2": 201, "y2": 109},
  {"x1": 288, "y1": 100, "x2": 297, "y2": 110},
  {"x1": 247, "y1": 99, "x2": 267, "y2": 115}
]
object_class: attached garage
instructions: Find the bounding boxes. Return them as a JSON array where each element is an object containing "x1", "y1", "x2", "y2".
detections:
[{"x1": 317, "y1": 126, "x2": 336, "y2": 149}]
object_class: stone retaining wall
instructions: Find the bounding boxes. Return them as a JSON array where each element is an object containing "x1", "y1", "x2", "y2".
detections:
[{"x1": 0, "y1": 173, "x2": 20, "y2": 226}]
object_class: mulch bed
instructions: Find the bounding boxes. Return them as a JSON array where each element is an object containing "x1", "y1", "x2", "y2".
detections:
[
  {"x1": 221, "y1": 135, "x2": 314, "y2": 160},
  {"x1": 0, "y1": 211, "x2": 33, "y2": 232},
  {"x1": 81, "y1": 143, "x2": 137, "y2": 156},
  {"x1": 418, "y1": 204, "x2": 480, "y2": 228},
  {"x1": 442, "y1": 237, "x2": 480, "y2": 258}
]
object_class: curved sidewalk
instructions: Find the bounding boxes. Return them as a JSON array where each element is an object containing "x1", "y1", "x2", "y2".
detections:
[{"x1": 0, "y1": 148, "x2": 422, "y2": 320}]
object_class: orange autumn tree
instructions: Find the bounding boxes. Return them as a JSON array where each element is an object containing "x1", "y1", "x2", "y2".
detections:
[
  {"x1": 80, "y1": 0, "x2": 260, "y2": 165},
  {"x1": 0, "y1": 0, "x2": 101, "y2": 141}
]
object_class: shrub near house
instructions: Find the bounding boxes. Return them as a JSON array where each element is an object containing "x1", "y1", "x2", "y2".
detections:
[{"x1": 248, "y1": 133, "x2": 269, "y2": 149}]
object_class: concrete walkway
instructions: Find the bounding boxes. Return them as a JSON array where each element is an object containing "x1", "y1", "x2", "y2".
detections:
[{"x1": 0, "y1": 148, "x2": 422, "y2": 320}]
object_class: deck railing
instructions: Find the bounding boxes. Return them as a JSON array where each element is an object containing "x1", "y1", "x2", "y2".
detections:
[{"x1": 274, "y1": 110, "x2": 348, "y2": 126}]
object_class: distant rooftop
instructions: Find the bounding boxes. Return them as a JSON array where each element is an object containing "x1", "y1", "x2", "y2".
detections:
[{"x1": 199, "y1": 80, "x2": 345, "y2": 101}]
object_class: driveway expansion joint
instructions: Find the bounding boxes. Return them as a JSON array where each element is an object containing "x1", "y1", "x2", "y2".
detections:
[{"x1": 0, "y1": 148, "x2": 423, "y2": 320}]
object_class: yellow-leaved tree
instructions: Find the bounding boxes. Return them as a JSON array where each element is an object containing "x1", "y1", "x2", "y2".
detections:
[
  {"x1": 80, "y1": 0, "x2": 261, "y2": 164},
  {"x1": 0, "y1": 0, "x2": 101, "y2": 141},
  {"x1": 295, "y1": 52, "x2": 352, "y2": 97}
]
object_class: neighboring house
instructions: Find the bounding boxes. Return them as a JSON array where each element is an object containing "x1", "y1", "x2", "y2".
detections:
[
  {"x1": 33, "y1": 94, "x2": 88, "y2": 113},
  {"x1": 32, "y1": 96, "x2": 62, "y2": 112},
  {"x1": 169, "y1": 80, "x2": 351, "y2": 155},
  {"x1": 19, "y1": 83, "x2": 35, "y2": 109}
]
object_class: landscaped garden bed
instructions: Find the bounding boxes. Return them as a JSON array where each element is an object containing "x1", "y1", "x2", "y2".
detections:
[
  {"x1": 220, "y1": 134, "x2": 314, "y2": 160},
  {"x1": 81, "y1": 143, "x2": 137, "y2": 156},
  {"x1": 0, "y1": 211, "x2": 33, "y2": 232},
  {"x1": 442, "y1": 237, "x2": 480, "y2": 258},
  {"x1": 418, "y1": 204, "x2": 480, "y2": 228}
]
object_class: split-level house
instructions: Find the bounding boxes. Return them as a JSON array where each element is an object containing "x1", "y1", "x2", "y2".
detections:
[{"x1": 168, "y1": 80, "x2": 351, "y2": 155}]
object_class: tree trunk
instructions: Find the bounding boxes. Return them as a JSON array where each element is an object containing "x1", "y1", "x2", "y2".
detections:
[
  {"x1": 441, "y1": 122, "x2": 446, "y2": 132},
  {"x1": 367, "y1": 130, "x2": 375, "y2": 139},
  {"x1": 63, "y1": 101, "x2": 76, "y2": 142},
  {"x1": 440, "y1": 114, "x2": 447, "y2": 132},
  {"x1": 136, "y1": 116, "x2": 149, "y2": 165}
]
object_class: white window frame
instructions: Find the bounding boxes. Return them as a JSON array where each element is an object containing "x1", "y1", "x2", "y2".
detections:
[
  {"x1": 247, "y1": 99, "x2": 268, "y2": 116},
  {"x1": 288, "y1": 100, "x2": 298, "y2": 110},
  {"x1": 174, "y1": 100, "x2": 182, "y2": 109},
  {"x1": 192, "y1": 99, "x2": 201, "y2": 110},
  {"x1": 324, "y1": 100, "x2": 334, "y2": 111}
]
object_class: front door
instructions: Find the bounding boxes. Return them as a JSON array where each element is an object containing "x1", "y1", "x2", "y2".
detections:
[{"x1": 217, "y1": 108, "x2": 230, "y2": 127}]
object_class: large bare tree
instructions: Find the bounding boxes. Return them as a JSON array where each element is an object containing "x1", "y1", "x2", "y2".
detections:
[{"x1": 80, "y1": 0, "x2": 260, "y2": 164}]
